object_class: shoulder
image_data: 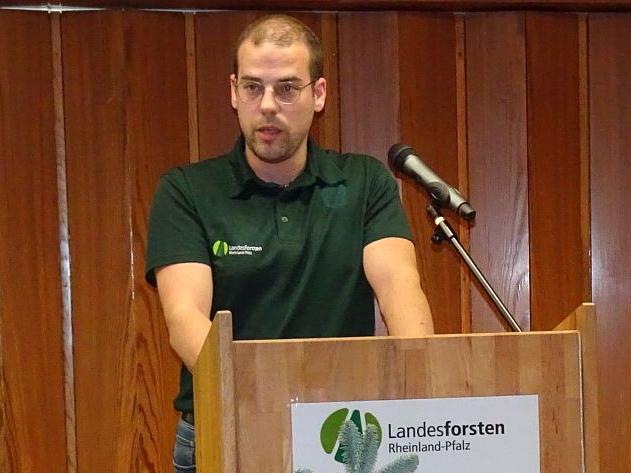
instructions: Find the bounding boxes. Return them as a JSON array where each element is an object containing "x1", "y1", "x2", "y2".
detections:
[
  {"x1": 164, "y1": 153, "x2": 232, "y2": 180},
  {"x1": 311, "y1": 145, "x2": 392, "y2": 183},
  {"x1": 318, "y1": 145, "x2": 385, "y2": 166},
  {"x1": 158, "y1": 153, "x2": 235, "y2": 194}
]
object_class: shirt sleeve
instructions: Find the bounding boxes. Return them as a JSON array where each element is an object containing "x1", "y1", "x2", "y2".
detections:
[
  {"x1": 363, "y1": 158, "x2": 414, "y2": 247},
  {"x1": 145, "y1": 168, "x2": 211, "y2": 286}
]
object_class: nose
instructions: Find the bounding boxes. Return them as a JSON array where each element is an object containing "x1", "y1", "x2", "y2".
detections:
[{"x1": 259, "y1": 85, "x2": 279, "y2": 114}]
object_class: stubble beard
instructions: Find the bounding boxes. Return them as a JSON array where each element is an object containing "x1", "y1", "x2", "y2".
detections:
[{"x1": 245, "y1": 129, "x2": 304, "y2": 164}]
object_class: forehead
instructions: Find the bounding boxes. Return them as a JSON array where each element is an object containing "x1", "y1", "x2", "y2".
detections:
[{"x1": 237, "y1": 40, "x2": 311, "y2": 80}]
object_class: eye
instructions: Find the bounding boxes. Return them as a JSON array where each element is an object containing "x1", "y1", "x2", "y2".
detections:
[
  {"x1": 242, "y1": 81, "x2": 263, "y2": 93},
  {"x1": 277, "y1": 82, "x2": 298, "y2": 93}
]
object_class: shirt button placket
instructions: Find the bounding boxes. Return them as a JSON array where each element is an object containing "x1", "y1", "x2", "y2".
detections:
[{"x1": 276, "y1": 199, "x2": 291, "y2": 239}]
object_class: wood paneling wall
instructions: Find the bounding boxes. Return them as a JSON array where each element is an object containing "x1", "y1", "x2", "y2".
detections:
[
  {"x1": 0, "y1": 11, "x2": 68, "y2": 473},
  {"x1": 589, "y1": 14, "x2": 631, "y2": 473},
  {"x1": 1, "y1": 7, "x2": 630, "y2": 473},
  {"x1": 466, "y1": 12, "x2": 531, "y2": 333}
]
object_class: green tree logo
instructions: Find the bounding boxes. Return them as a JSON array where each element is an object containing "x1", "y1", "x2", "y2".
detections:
[
  {"x1": 297, "y1": 412, "x2": 419, "y2": 473},
  {"x1": 212, "y1": 240, "x2": 229, "y2": 257},
  {"x1": 320, "y1": 408, "x2": 382, "y2": 464}
]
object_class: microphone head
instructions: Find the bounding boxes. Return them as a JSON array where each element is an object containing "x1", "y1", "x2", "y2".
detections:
[
  {"x1": 458, "y1": 202, "x2": 477, "y2": 221},
  {"x1": 387, "y1": 143, "x2": 415, "y2": 171}
]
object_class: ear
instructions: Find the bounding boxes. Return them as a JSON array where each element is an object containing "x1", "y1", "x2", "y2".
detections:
[
  {"x1": 230, "y1": 74, "x2": 238, "y2": 110},
  {"x1": 313, "y1": 77, "x2": 327, "y2": 113}
]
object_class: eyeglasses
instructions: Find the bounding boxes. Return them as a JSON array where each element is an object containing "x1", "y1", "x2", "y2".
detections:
[{"x1": 235, "y1": 79, "x2": 315, "y2": 105}]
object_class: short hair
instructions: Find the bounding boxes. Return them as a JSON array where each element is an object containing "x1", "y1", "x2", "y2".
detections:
[{"x1": 232, "y1": 14, "x2": 323, "y2": 82}]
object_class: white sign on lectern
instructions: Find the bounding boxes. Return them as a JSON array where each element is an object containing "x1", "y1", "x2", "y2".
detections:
[{"x1": 291, "y1": 395, "x2": 540, "y2": 473}]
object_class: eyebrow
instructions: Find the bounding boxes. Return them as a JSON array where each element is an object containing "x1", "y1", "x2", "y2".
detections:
[{"x1": 238, "y1": 75, "x2": 305, "y2": 84}]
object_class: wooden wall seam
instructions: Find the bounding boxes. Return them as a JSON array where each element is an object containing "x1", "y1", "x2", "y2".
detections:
[
  {"x1": 578, "y1": 13, "x2": 592, "y2": 302},
  {"x1": 455, "y1": 13, "x2": 473, "y2": 333},
  {"x1": 186, "y1": 13, "x2": 200, "y2": 163},
  {"x1": 51, "y1": 12, "x2": 77, "y2": 473}
]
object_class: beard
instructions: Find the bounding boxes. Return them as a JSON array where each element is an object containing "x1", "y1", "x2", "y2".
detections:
[{"x1": 244, "y1": 125, "x2": 307, "y2": 164}]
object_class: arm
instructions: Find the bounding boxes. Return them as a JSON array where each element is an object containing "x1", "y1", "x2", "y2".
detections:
[
  {"x1": 363, "y1": 237, "x2": 434, "y2": 336},
  {"x1": 155, "y1": 262, "x2": 213, "y2": 370}
]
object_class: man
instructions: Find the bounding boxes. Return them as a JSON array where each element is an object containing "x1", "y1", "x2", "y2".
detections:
[{"x1": 146, "y1": 14, "x2": 434, "y2": 473}]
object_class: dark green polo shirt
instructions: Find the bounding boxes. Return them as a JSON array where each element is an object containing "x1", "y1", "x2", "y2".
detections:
[{"x1": 146, "y1": 137, "x2": 413, "y2": 413}]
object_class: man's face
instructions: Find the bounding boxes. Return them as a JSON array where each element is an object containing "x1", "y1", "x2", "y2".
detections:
[{"x1": 231, "y1": 40, "x2": 326, "y2": 166}]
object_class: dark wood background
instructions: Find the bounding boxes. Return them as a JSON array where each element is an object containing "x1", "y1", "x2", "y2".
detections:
[{"x1": 0, "y1": 3, "x2": 629, "y2": 473}]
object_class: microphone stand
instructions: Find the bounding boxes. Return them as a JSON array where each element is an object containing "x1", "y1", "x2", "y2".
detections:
[{"x1": 426, "y1": 203, "x2": 523, "y2": 332}]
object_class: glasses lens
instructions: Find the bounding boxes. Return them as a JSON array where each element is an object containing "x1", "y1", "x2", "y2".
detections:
[
  {"x1": 238, "y1": 81, "x2": 263, "y2": 103},
  {"x1": 274, "y1": 83, "x2": 301, "y2": 104},
  {"x1": 236, "y1": 80, "x2": 312, "y2": 104}
]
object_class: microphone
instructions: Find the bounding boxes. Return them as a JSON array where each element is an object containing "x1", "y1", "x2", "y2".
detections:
[{"x1": 388, "y1": 143, "x2": 476, "y2": 221}]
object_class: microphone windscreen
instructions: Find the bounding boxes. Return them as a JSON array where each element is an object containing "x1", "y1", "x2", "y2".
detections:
[{"x1": 387, "y1": 143, "x2": 415, "y2": 170}]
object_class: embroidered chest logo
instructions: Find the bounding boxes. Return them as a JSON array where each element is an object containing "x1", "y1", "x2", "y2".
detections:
[{"x1": 212, "y1": 240, "x2": 263, "y2": 257}]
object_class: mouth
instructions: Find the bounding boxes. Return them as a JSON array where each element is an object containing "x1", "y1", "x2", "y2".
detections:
[{"x1": 257, "y1": 125, "x2": 282, "y2": 140}]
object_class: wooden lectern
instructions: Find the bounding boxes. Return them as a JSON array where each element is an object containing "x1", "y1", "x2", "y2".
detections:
[{"x1": 193, "y1": 303, "x2": 599, "y2": 473}]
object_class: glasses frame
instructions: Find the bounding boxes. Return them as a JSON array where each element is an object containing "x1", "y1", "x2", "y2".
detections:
[{"x1": 234, "y1": 79, "x2": 316, "y2": 105}]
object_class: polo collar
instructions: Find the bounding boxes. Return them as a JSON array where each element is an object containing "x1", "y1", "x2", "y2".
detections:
[{"x1": 227, "y1": 136, "x2": 346, "y2": 198}]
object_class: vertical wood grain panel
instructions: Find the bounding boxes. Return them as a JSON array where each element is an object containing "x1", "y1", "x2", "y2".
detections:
[
  {"x1": 61, "y1": 11, "x2": 130, "y2": 473},
  {"x1": 337, "y1": 12, "x2": 399, "y2": 335},
  {"x1": 195, "y1": 11, "x2": 255, "y2": 159},
  {"x1": 62, "y1": 10, "x2": 189, "y2": 473},
  {"x1": 0, "y1": 10, "x2": 68, "y2": 473},
  {"x1": 589, "y1": 13, "x2": 631, "y2": 473},
  {"x1": 525, "y1": 12, "x2": 586, "y2": 330},
  {"x1": 292, "y1": 12, "x2": 340, "y2": 152},
  {"x1": 466, "y1": 12, "x2": 530, "y2": 333},
  {"x1": 314, "y1": 13, "x2": 340, "y2": 151},
  {"x1": 397, "y1": 13, "x2": 463, "y2": 334},
  {"x1": 125, "y1": 11, "x2": 189, "y2": 473},
  {"x1": 338, "y1": 12, "x2": 398, "y2": 163}
]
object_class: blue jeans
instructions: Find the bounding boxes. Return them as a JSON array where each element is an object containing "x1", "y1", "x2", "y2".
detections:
[{"x1": 173, "y1": 417, "x2": 196, "y2": 472}]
